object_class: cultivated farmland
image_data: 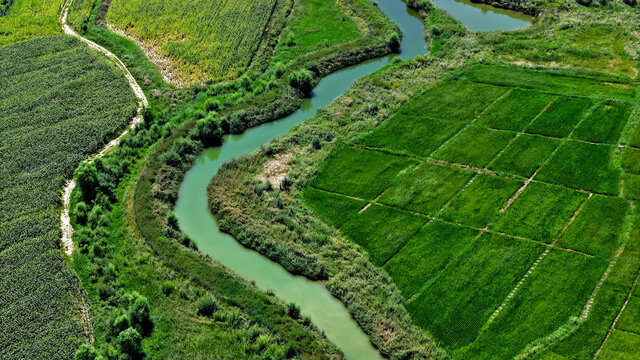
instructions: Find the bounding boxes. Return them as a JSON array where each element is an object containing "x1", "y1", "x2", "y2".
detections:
[
  {"x1": 304, "y1": 64, "x2": 640, "y2": 359},
  {"x1": 0, "y1": 34, "x2": 137, "y2": 359},
  {"x1": 106, "y1": 0, "x2": 277, "y2": 84}
]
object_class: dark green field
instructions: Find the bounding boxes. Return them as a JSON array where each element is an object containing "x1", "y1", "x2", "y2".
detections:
[
  {"x1": 0, "y1": 34, "x2": 137, "y2": 359},
  {"x1": 304, "y1": 65, "x2": 640, "y2": 359}
]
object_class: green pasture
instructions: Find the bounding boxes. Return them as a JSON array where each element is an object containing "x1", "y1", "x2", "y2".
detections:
[
  {"x1": 492, "y1": 182, "x2": 588, "y2": 243},
  {"x1": 478, "y1": 89, "x2": 554, "y2": 131},
  {"x1": 488, "y1": 134, "x2": 560, "y2": 178},
  {"x1": 377, "y1": 162, "x2": 474, "y2": 215},
  {"x1": 440, "y1": 174, "x2": 522, "y2": 228},
  {"x1": 524, "y1": 97, "x2": 594, "y2": 138},
  {"x1": 467, "y1": 250, "x2": 608, "y2": 359},
  {"x1": 303, "y1": 64, "x2": 639, "y2": 359},
  {"x1": 311, "y1": 146, "x2": 417, "y2": 200}
]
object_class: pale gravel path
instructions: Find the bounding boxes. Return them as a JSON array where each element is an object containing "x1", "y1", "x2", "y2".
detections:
[{"x1": 59, "y1": 0, "x2": 148, "y2": 257}]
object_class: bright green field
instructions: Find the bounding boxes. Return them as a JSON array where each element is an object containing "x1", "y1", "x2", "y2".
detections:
[{"x1": 304, "y1": 65, "x2": 640, "y2": 359}]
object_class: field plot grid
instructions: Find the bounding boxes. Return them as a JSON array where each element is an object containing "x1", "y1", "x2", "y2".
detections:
[{"x1": 303, "y1": 65, "x2": 640, "y2": 359}]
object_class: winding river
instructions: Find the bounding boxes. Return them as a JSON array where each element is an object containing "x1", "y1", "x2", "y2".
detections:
[{"x1": 174, "y1": 1, "x2": 530, "y2": 359}]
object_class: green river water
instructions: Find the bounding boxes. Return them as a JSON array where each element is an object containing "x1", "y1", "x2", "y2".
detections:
[{"x1": 174, "y1": 1, "x2": 531, "y2": 359}]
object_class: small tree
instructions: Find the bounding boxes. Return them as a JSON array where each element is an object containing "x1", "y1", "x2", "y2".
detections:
[
  {"x1": 389, "y1": 32, "x2": 401, "y2": 53},
  {"x1": 197, "y1": 296, "x2": 219, "y2": 317},
  {"x1": 74, "y1": 343, "x2": 97, "y2": 360},
  {"x1": 288, "y1": 70, "x2": 313, "y2": 95},
  {"x1": 192, "y1": 115, "x2": 223, "y2": 146},
  {"x1": 76, "y1": 161, "x2": 98, "y2": 202},
  {"x1": 117, "y1": 327, "x2": 144, "y2": 359},
  {"x1": 75, "y1": 202, "x2": 88, "y2": 224},
  {"x1": 129, "y1": 294, "x2": 153, "y2": 336},
  {"x1": 287, "y1": 303, "x2": 300, "y2": 319}
]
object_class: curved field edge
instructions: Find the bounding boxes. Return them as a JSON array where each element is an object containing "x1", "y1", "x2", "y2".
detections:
[{"x1": 0, "y1": 34, "x2": 138, "y2": 360}]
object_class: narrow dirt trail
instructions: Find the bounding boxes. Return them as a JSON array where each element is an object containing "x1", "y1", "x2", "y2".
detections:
[{"x1": 59, "y1": 0, "x2": 148, "y2": 257}]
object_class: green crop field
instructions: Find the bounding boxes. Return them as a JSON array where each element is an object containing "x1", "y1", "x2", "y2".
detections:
[
  {"x1": 304, "y1": 64, "x2": 640, "y2": 359},
  {"x1": 0, "y1": 0, "x2": 64, "y2": 46},
  {"x1": 0, "y1": 35, "x2": 137, "y2": 359},
  {"x1": 106, "y1": 0, "x2": 277, "y2": 84}
]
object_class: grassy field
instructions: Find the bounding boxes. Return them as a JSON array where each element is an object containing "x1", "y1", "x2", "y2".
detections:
[
  {"x1": 100, "y1": 0, "x2": 369, "y2": 86},
  {"x1": 106, "y1": 0, "x2": 277, "y2": 85},
  {"x1": 0, "y1": 34, "x2": 137, "y2": 360},
  {"x1": 0, "y1": 0, "x2": 63, "y2": 46},
  {"x1": 303, "y1": 64, "x2": 639, "y2": 358}
]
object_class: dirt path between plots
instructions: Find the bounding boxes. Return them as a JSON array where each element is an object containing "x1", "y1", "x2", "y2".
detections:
[
  {"x1": 59, "y1": 0, "x2": 148, "y2": 258},
  {"x1": 58, "y1": 0, "x2": 148, "y2": 344}
]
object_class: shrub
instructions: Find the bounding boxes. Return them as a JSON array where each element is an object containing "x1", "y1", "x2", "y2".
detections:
[
  {"x1": 75, "y1": 202, "x2": 88, "y2": 224},
  {"x1": 273, "y1": 62, "x2": 287, "y2": 78},
  {"x1": 192, "y1": 114, "x2": 223, "y2": 146},
  {"x1": 287, "y1": 303, "x2": 300, "y2": 319},
  {"x1": 87, "y1": 205, "x2": 104, "y2": 229},
  {"x1": 129, "y1": 294, "x2": 153, "y2": 336},
  {"x1": 205, "y1": 98, "x2": 221, "y2": 112},
  {"x1": 74, "y1": 343, "x2": 97, "y2": 360},
  {"x1": 76, "y1": 162, "x2": 98, "y2": 202},
  {"x1": 288, "y1": 70, "x2": 313, "y2": 95},
  {"x1": 109, "y1": 313, "x2": 130, "y2": 340},
  {"x1": 117, "y1": 327, "x2": 144, "y2": 359},
  {"x1": 407, "y1": 0, "x2": 433, "y2": 11},
  {"x1": 161, "y1": 281, "x2": 175, "y2": 296},
  {"x1": 197, "y1": 296, "x2": 219, "y2": 317},
  {"x1": 389, "y1": 32, "x2": 400, "y2": 52},
  {"x1": 166, "y1": 211, "x2": 179, "y2": 229}
]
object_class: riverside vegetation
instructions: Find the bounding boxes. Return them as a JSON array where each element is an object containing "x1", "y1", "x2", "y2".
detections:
[
  {"x1": 4, "y1": 0, "x2": 640, "y2": 359},
  {"x1": 53, "y1": 0, "x2": 402, "y2": 359},
  {"x1": 204, "y1": 1, "x2": 640, "y2": 360}
]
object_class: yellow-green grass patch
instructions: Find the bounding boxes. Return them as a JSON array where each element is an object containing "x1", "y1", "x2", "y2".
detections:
[
  {"x1": 383, "y1": 220, "x2": 479, "y2": 298},
  {"x1": 478, "y1": 89, "x2": 554, "y2": 131},
  {"x1": 273, "y1": 0, "x2": 361, "y2": 64},
  {"x1": 399, "y1": 80, "x2": 507, "y2": 122},
  {"x1": 301, "y1": 188, "x2": 366, "y2": 229},
  {"x1": 107, "y1": 0, "x2": 277, "y2": 84},
  {"x1": 524, "y1": 97, "x2": 594, "y2": 138},
  {"x1": 440, "y1": 174, "x2": 523, "y2": 228},
  {"x1": 407, "y1": 233, "x2": 545, "y2": 349},
  {"x1": 0, "y1": 0, "x2": 63, "y2": 46},
  {"x1": 432, "y1": 125, "x2": 516, "y2": 168},
  {"x1": 310, "y1": 146, "x2": 418, "y2": 200},
  {"x1": 556, "y1": 195, "x2": 630, "y2": 259},
  {"x1": 572, "y1": 102, "x2": 633, "y2": 144},
  {"x1": 377, "y1": 162, "x2": 474, "y2": 215},
  {"x1": 492, "y1": 182, "x2": 589, "y2": 243},
  {"x1": 536, "y1": 141, "x2": 620, "y2": 195},
  {"x1": 356, "y1": 114, "x2": 465, "y2": 157},
  {"x1": 464, "y1": 64, "x2": 637, "y2": 100},
  {"x1": 339, "y1": 205, "x2": 427, "y2": 266},
  {"x1": 488, "y1": 134, "x2": 560, "y2": 178},
  {"x1": 598, "y1": 330, "x2": 640, "y2": 360},
  {"x1": 466, "y1": 250, "x2": 608, "y2": 360}
]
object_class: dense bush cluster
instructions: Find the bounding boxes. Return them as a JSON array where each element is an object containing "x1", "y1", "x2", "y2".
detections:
[{"x1": 0, "y1": 35, "x2": 137, "y2": 360}]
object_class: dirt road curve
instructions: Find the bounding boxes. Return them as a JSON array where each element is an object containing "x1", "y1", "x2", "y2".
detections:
[{"x1": 59, "y1": 0, "x2": 148, "y2": 256}]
